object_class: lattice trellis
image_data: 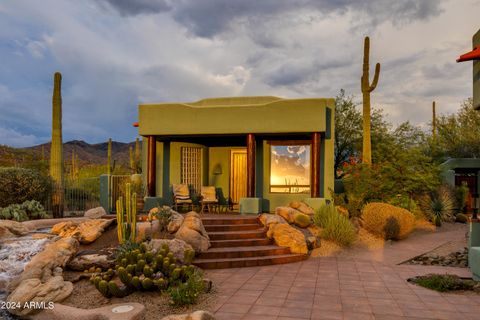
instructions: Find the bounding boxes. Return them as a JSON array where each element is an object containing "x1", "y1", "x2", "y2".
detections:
[{"x1": 180, "y1": 147, "x2": 202, "y2": 194}]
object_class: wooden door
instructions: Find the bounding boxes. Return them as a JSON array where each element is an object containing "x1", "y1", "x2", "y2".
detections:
[{"x1": 230, "y1": 149, "x2": 247, "y2": 207}]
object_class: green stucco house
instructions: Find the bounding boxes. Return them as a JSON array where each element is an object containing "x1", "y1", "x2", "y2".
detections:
[{"x1": 137, "y1": 96, "x2": 335, "y2": 213}]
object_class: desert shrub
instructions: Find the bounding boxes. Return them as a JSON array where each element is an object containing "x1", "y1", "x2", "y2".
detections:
[
  {"x1": 168, "y1": 269, "x2": 205, "y2": 306},
  {"x1": 419, "y1": 185, "x2": 455, "y2": 226},
  {"x1": 455, "y1": 213, "x2": 468, "y2": 224},
  {"x1": 313, "y1": 204, "x2": 356, "y2": 247},
  {"x1": 383, "y1": 216, "x2": 400, "y2": 240},
  {"x1": 0, "y1": 200, "x2": 48, "y2": 221},
  {"x1": 411, "y1": 274, "x2": 473, "y2": 292},
  {"x1": 362, "y1": 203, "x2": 415, "y2": 240},
  {"x1": 0, "y1": 167, "x2": 52, "y2": 208}
]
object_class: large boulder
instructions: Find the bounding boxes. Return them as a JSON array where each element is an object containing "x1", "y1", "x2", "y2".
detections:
[
  {"x1": 161, "y1": 311, "x2": 216, "y2": 320},
  {"x1": 0, "y1": 220, "x2": 29, "y2": 239},
  {"x1": 167, "y1": 210, "x2": 184, "y2": 233},
  {"x1": 145, "y1": 239, "x2": 194, "y2": 263},
  {"x1": 289, "y1": 201, "x2": 315, "y2": 215},
  {"x1": 7, "y1": 276, "x2": 73, "y2": 317},
  {"x1": 275, "y1": 206, "x2": 299, "y2": 223},
  {"x1": 67, "y1": 253, "x2": 115, "y2": 271},
  {"x1": 175, "y1": 212, "x2": 210, "y2": 253},
  {"x1": 259, "y1": 213, "x2": 287, "y2": 227},
  {"x1": 293, "y1": 212, "x2": 311, "y2": 228},
  {"x1": 84, "y1": 207, "x2": 107, "y2": 219},
  {"x1": 50, "y1": 219, "x2": 113, "y2": 244},
  {"x1": 266, "y1": 223, "x2": 308, "y2": 254}
]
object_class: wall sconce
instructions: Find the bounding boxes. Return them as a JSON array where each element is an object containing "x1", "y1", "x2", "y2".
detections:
[
  {"x1": 473, "y1": 193, "x2": 479, "y2": 220},
  {"x1": 213, "y1": 164, "x2": 222, "y2": 175}
]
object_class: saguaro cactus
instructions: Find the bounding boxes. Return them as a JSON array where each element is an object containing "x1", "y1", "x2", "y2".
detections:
[
  {"x1": 50, "y1": 72, "x2": 64, "y2": 218},
  {"x1": 361, "y1": 36, "x2": 381, "y2": 165},
  {"x1": 432, "y1": 101, "x2": 436, "y2": 139},
  {"x1": 129, "y1": 146, "x2": 134, "y2": 173},
  {"x1": 107, "y1": 138, "x2": 112, "y2": 175},
  {"x1": 134, "y1": 137, "x2": 141, "y2": 173}
]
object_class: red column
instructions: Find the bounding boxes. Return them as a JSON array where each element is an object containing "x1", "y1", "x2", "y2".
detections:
[
  {"x1": 246, "y1": 133, "x2": 256, "y2": 197},
  {"x1": 311, "y1": 132, "x2": 321, "y2": 197},
  {"x1": 147, "y1": 136, "x2": 156, "y2": 197}
]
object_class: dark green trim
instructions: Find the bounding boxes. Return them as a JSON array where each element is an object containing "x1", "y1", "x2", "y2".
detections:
[
  {"x1": 440, "y1": 158, "x2": 480, "y2": 171},
  {"x1": 162, "y1": 142, "x2": 171, "y2": 204},
  {"x1": 320, "y1": 135, "x2": 325, "y2": 197},
  {"x1": 325, "y1": 107, "x2": 332, "y2": 139},
  {"x1": 255, "y1": 138, "x2": 263, "y2": 199}
]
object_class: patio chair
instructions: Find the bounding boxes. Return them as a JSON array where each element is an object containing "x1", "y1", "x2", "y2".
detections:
[
  {"x1": 200, "y1": 186, "x2": 218, "y2": 213},
  {"x1": 172, "y1": 184, "x2": 193, "y2": 212}
]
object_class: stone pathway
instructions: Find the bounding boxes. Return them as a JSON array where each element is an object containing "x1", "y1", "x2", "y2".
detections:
[{"x1": 206, "y1": 224, "x2": 478, "y2": 319}]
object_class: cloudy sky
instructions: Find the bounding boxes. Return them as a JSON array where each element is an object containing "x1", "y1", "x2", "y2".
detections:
[{"x1": 0, "y1": 0, "x2": 478, "y2": 147}]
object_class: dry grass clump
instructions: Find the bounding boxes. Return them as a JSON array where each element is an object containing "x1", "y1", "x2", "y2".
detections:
[{"x1": 362, "y1": 202, "x2": 415, "y2": 240}]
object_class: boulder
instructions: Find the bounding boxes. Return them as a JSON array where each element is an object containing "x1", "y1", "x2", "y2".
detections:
[
  {"x1": 161, "y1": 311, "x2": 216, "y2": 320},
  {"x1": 0, "y1": 220, "x2": 29, "y2": 238},
  {"x1": 84, "y1": 207, "x2": 107, "y2": 219},
  {"x1": 167, "y1": 210, "x2": 184, "y2": 233},
  {"x1": 175, "y1": 212, "x2": 210, "y2": 253},
  {"x1": 7, "y1": 276, "x2": 73, "y2": 317},
  {"x1": 136, "y1": 220, "x2": 162, "y2": 241},
  {"x1": 275, "y1": 206, "x2": 299, "y2": 223},
  {"x1": 10, "y1": 237, "x2": 79, "y2": 290},
  {"x1": 50, "y1": 219, "x2": 113, "y2": 244},
  {"x1": 293, "y1": 212, "x2": 311, "y2": 228},
  {"x1": 67, "y1": 253, "x2": 115, "y2": 271},
  {"x1": 306, "y1": 236, "x2": 321, "y2": 250},
  {"x1": 145, "y1": 239, "x2": 194, "y2": 263},
  {"x1": 266, "y1": 223, "x2": 308, "y2": 254},
  {"x1": 259, "y1": 214, "x2": 287, "y2": 227},
  {"x1": 307, "y1": 225, "x2": 322, "y2": 237},
  {"x1": 289, "y1": 201, "x2": 315, "y2": 215}
]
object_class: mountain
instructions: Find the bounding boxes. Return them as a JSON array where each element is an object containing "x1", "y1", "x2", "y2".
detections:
[{"x1": 0, "y1": 140, "x2": 140, "y2": 168}]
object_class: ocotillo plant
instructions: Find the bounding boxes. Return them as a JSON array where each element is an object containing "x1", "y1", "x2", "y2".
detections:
[
  {"x1": 361, "y1": 36, "x2": 380, "y2": 165},
  {"x1": 50, "y1": 72, "x2": 64, "y2": 218},
  {"x1": 116, "y1": 183, "x2": 137, "y2": 243},
  {"x1": 107, "y1": 138, "x2": 112, "y2": 175}
]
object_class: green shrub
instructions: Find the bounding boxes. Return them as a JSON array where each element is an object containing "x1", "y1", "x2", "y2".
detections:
[
  {"x1": 412, "y1": 274, "x2": 473, "y2": 292},
  {"x1": 168, "y1": 269, "x2": 205, "y2": 306},
  {"x1": 0, "y1": 167, "x2": 51, "y2": 208},
  {"x1": 313, "y1": 204, "x2": 356, "y2": 247},
  {"x1": 0, "y1": 200, "x2": 48, "y2": 221},
  {"x1": 455, "y1": 213, "x2": 468, "y2": 224}
]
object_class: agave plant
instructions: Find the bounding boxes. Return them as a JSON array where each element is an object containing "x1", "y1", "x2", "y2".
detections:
[{"x1": 420, "y1": 186, "x2": 455, "y2": 226}]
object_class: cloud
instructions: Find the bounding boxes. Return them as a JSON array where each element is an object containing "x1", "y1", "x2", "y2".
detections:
[
  {"x1": 0, "y1": 126, "x2": 39, "y2": 147},
  {"x1": 96, "y1": 0, "x2": 171, "y2": 16}
]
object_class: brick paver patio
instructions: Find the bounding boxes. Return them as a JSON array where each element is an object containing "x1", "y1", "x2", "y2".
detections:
[{"x1": 205, "y1": 224, "x2": 478, "y2": 319}]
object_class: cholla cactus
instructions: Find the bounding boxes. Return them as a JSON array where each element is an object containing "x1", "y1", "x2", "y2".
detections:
[
  {"x1": 50, "y1": 72, "x2": 64, "y2": 218},
  {"x1": 361, "y1": 37, "x2": 381, "y2": 165}
]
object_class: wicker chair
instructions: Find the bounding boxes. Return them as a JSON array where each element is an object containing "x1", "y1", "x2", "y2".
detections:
[
  {"x1": 200, "y1": 186, "x2": 218, "y2": 213},
  {"x1": 172, "y1": 184, "x2": 193, "y2": 212}
]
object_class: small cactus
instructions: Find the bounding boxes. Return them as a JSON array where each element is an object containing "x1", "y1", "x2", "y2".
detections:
[
  {"x1": 184, "y1": 249, "x2": 195, "y2": 265},
  {"x1": 108, "y1": 281, "x2": 128, "y2": 298},
  {"x1": 98, "y1": 280, "x2": 110, "y2": 297},
  {"x1": 142, "y1": 278, "x2": 154, "y2": 290},
  {"x1": 131, "y1": 276, "x2": 142, "y2": 290},
  {"x1": 137, "y1": 253, "x2": 145, "y2": 261},
  {"x1": 144, "y1": 266, "x2": 153, "y2": 278},
  {"x1": 136, "y1": 260, "x2": 146, "y2": 274},
  {"x1": 126, "y1": 264, "x2": 135, "y2": 275},
  {"x1": 161, "y1": 244, "x2": 169, "y2": 253},
  {"x1": 94, "y1": 276, "x2": 102, "y2": 289},
  {"x1": 120, "y1": 258, "x2": 128, "y2": 267},
  {"x1": 154, "y1": 278, "x2": 166, "y2": 290},
  {"x1": 145, "y1": 251, "x2": 154, "y2": 263},
  {"x1": 118, "y1": 267, "x2": 129, "y2": 284},
  {"x1": 170, "y1": 268, "x2": 181, "y2": 281}
]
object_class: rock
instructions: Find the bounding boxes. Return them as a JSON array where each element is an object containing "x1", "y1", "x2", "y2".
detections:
[
  {"x1": 167, "y1": 210, "x2": 184, "y2": 233},
  {"x1": 350, "y1": 217, "x2": 361, "y2": 233},
  {"x1": 136, "y1": 220, "x2": 162, "y2": 241},
  {"x1": 293, "y1": 212, "x2": 311, "y2": 228},
  {"x1": 51, "y1": 219, "x2": 113, "y2": 244},
  {"x1": 161, "y1": 310, "x2": 216, "y2": 320},
  {"x1": 259, "y1": 213, "x2": 287, "y2": 227},
  {"x1": 175, "y1": 212, "x2": 210, "y2": 253},
  {"x1": 289, "y1": 201, "x2": 315, "y2": 215},
  {"x1": 7, "y1": 276, "x2": 73, "y2": 317},
  {"x1": 31, "y1": 233, "x2": 58, "y2": 240},
  {"x1": 306, "y1": 236, "x2": 320, "y2": 250},
  {"x1": 0, "y1": 220, "x2": 30, "y2": 238},
  {"x1": 67, "y1": 253, "x2": 115, "y2": 271},
  {"x1": 275, "y1": 206, "x2": 299, "y2": 223},
  {"x1": 203, "y1": 278, "x2": 213, "y2": 293},
  {"x1": 84, "y1": 207, "x2": 107, "y2": 219},
  {"x1": 266, "y1": 223, "x2": 308, "y2": 254},
  {"x1": 145, "y1": 239, "x2": 194, "y2": 263},
  {"x1": 307, "y1": 225, "x2": 322, "y2": 237}
]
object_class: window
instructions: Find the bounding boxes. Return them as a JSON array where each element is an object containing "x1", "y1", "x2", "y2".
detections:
[
  {"x1": 181, "y1": 147, "x2": 202, "y2": 194},
  {"x1": 270, "y1": 143, "x2": 311, "y2": 193}
]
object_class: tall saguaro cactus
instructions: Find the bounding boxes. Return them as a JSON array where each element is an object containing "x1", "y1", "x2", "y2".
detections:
[
  {"x1": 107, "y1": 138, "x2": 112, "y2": 175},
  {"x1": 135, "y1": 137, "x2": 141, "y2": 173},
  {"x1": 361, "y1": 36, "x2": 381, "y2": 165},
  {"x1": 432, "y1": 101, "x2": 437, "y2": 139},
  {"x1": 50, "y1": 72, "x2": 64, "y2": 218}
]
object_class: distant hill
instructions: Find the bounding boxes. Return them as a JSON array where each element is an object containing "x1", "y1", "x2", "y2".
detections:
[{"x1": 0, "y1": 140, "x2": 140, "y2": 169}]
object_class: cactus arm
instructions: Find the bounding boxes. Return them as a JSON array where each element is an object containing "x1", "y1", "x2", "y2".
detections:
[
  {"x1": 131, "y1": 192, "x2": 137, "y2": 242},
  {"x1": 369, "y1": 63, "x2": 381, "y2": 92},
  {"x1": 116, "y1": 196, "x2": 124, "y2": 243}
]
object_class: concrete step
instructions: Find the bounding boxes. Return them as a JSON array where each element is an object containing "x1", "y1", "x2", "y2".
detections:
[
  {"x1": 198, "y1": 245, "x2": 291, "y2": 259},
  {"x1": 210, "y1": 238, "x2": 273, "y2": 248},
  {"x1": 208, "y1": 229, "x2": 266, "y2": 241},
  {"x1": 204, "y1": 223, "x2": 262, "y2": 232},
  {"x1": 201, "y1": 216, "x2": 259, "y2": 225},
  {"x1": 194, "y1": 253, "x2": 308, "y2": 269}
]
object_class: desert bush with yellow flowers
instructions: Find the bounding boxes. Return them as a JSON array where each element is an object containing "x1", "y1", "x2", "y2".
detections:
[{"x1": 362, "y1": 202, "x2": 415, "y2": 240}]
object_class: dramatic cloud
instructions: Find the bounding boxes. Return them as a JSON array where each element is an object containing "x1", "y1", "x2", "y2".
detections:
[{"x1": 0, "y1": 0, "x2": 477, "y2": 147}]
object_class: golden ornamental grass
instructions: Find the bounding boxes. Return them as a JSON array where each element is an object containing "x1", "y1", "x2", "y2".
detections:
[{"x1": 362, "y1": 202, "x2": 415, "y2": 240}]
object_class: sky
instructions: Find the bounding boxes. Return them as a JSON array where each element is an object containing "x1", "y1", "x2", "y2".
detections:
[{"x1": 0, "y1": 0, "x2": 478, "y2": 147}]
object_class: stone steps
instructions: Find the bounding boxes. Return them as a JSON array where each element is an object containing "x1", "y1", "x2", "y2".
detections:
[{"x1": 193, "y1": 214, "x2": 306, "y2": 269}]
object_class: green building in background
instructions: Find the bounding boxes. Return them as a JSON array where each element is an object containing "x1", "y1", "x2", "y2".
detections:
[{"x1": 137, "y1": 96, "x2": 335, "y2": 214}]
